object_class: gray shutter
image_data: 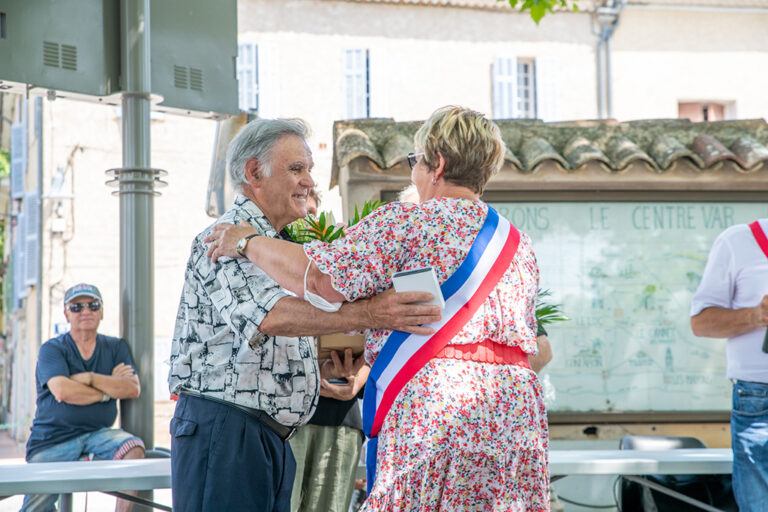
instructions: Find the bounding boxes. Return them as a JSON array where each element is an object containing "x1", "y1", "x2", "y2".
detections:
[
  {"x1": 23, "y1": 190, "x2": 40, "y2": 286},
  {"x1": 493, "y1": 57, "x2": 518, "y2": 119},
  {"x1": 236, "y1": 43, "x2": 259, "y2": 113},
  {"x1": 10, "y1": 123, "x2": 27, "y2": 199}
]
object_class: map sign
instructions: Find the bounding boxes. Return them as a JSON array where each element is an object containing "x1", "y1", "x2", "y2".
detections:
[{"x1": 488, "y1": 201, "x2": 768, "y2": 414}]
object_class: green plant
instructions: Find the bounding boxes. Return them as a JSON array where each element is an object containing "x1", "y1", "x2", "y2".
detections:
[
  {"x1": 536, "y1": 288, "x2": 569, "y2": 327},
  {"x1": 285, "y1": 199, "x2": 385, "y2": 244}
]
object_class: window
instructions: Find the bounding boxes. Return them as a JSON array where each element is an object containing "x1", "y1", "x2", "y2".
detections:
[
  {"x1": 343, "y1": 49, "x2": 370, "y2": 119},
  {"x1": 678, "y1": 102, "x2": 731, "y2": 122},
  {"x1": 516, "y1": 59, "x2": 537, "y2": 119},
  {"x1": 493, "y1": 57, "x2": 558, "y2": 121},
  {"x1": 237, "y1": 43, "x2": 259, "y2": 113},
  {"x1": 493, "y1": 57, "x2": 537, "y2": 120}
]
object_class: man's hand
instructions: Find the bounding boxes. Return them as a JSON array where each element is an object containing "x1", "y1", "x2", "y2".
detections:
[
  {"x1": 69, "y1": 372, "x2": 93, "y2": 386},
  {"x1": 366, "y1": 289, "x2": 442, "y2": 335},
  {"x1": 112, "y1": 363, "x2": 136, "y2": 378},
  {"x1": 320, "y1": 348, "x2": 365, "y2": 380},
  {"x1": 753, "y1": 295, "x2": 768, "y2": 327},
  {"x1": 205, "y1": 221, "x2": 258, "y2": 263},
  {"x1": 319, "y1": 352, "x2": 370, "y2": 401}
]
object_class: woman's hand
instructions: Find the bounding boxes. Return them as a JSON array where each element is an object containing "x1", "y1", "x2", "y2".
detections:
[{"x1": 204, "y1": 221, "x2": 258, "y2": 262}]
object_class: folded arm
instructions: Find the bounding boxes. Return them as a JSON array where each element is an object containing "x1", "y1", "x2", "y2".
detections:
[{"x1": 63, "y1": 363, "x2": 141, "y2": 402}]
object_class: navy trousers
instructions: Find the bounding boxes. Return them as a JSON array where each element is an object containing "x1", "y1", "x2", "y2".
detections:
[{"x1": 171, "y1": 393, "x2": 296, "y2": 512}]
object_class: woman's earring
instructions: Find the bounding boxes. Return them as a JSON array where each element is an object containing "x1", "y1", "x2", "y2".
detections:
[{"x1": 431, "y1": 178, "x2": 437, "y2": 184}]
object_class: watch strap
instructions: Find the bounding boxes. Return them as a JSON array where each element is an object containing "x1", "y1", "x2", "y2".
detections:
[{"x1": 237, "y1": 234, "x2": 259, "y2": 257}]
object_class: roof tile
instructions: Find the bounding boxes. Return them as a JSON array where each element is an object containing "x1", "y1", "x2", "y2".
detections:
[{"x1": 332, "y1": 117, "x2": 768, "y2": 186}]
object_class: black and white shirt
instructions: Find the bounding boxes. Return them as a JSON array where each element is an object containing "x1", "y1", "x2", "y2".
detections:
[{"x1": 169, "y1": 194, "x2": 320, "y2": 427}]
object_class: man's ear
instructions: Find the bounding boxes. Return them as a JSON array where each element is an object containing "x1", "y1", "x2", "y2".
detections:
[{"x1": 244, "y1": 158, "x2": 263, "y2": 188}]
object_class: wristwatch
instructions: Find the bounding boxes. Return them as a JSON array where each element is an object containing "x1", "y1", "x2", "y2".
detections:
[
  {"x1": 101, "y1": 392, "x2": 110, "y2": 402},
  {"x1": 236, "y1": 234, "x2": 258, "y2": 257}
]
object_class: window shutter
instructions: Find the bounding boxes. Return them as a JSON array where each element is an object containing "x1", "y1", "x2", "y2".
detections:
[
  {"x1": 23, "y1": 190, "x2": 40, "y2": 286},
  {"x1": 13, "y1": 212, "x2": 27, "y2": 305},
  {"x1": 343, "y1": 49, "x2": 369, "y2": 119},
  {"x1": 368, "y1": 47, "x2": 388, "y2": 118},
  {"x1": 257, "y1": 42, "x2": 280, "y2": 118},
  {"x1": 535, "y1": 56, "x2": 559, "y2": 122},
  {"x1": 10, "y1": 123, "x2": 27, "y2": 199},
  {"x1": 236, "y1": 43, "x2": 259, "y2": 113},
  {"x1": 493, "y1": 57, "x2": 518, "y2": 119}
]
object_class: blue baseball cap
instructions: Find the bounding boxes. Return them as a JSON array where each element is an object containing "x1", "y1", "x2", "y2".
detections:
[{"x1": 64, "y1": 283, "x2": 102, "y2": 304}]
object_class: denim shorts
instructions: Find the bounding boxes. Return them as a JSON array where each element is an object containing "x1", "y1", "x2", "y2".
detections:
[
  {"x1": 21, "y1": 428, "x2": 145, "y2": 512},
  {"x1": 731, "y1": 380, "x2": 768, "y2": 512},
  {"x1": 27, "y1": 427, "x2": 144, "y2": 463}
]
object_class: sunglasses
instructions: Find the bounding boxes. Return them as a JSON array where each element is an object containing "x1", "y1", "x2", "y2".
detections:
[
  {"x1": 68, "y1": 301, "x2": 101, "y2": 313},
  {"x1": 407, "y1": 152, "x2": 424, "y2": 170}
]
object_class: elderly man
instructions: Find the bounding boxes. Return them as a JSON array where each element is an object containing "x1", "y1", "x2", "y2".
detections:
[
  {"x1": 22, "y1": 283, "x2": 144, "y2": 512},
  {"x1": 169, "y1": 118, "x2": 440, "y2": 512},
  {"x1": 691, "y1": 217, "x2": 768, "y2": 511}
]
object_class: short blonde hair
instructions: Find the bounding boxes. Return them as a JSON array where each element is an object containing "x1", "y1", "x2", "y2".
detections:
[{"x1": 413, "y1": 106, "x2": 505, "y2": 194}]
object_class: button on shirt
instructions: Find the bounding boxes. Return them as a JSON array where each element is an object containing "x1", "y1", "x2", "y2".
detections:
[
  {"x1": 691, "y1": 219, "x2": 768, "y2": 383},
  {"x1": 169, "y1": 194, "x2": 320, "y2": 427}
]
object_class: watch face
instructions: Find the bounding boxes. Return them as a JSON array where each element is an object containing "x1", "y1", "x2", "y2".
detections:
[{"x1": 236, "y1": 238, "x2": 246, "y2": 253}]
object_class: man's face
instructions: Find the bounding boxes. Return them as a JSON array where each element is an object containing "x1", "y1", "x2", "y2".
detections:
[
  {"x1": 64, "y1": 296, "x2": 103, "y2": 332},
  {"x1": 250, "y1": 134, "x2": 314, "y2": 231}
]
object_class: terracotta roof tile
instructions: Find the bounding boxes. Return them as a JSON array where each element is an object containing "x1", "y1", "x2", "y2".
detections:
[{"x1": 331, "y1": 117, "x2": 768, "y2": 187}]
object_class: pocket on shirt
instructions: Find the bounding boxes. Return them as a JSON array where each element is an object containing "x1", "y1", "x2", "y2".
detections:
[{"x1": 170, "y1": 418, "x2": 198, "y2": 438}]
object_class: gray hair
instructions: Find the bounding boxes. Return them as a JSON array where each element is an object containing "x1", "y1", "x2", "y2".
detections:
[{"x1": 226, "y1": 118, "x2": 310, "y2": 191}]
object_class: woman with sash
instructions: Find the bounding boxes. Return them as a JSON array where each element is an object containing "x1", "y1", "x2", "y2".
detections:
[{"x1": 207, "y1": 105, "x2": 549, "y2": 511}]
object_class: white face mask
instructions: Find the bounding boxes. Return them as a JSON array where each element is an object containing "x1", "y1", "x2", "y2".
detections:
[{"x1": 303, "y1": 260, "x2": 342, "y2": 312}]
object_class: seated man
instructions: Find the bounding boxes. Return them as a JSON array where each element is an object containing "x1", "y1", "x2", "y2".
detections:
[{"x1": 21, "y1": 283, "x2": 145, "y2": 512}]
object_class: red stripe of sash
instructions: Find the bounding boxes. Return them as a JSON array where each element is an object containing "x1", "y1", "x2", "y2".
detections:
[{"x1": 749, "y1": 221, "x2": 768, "y2": 259}]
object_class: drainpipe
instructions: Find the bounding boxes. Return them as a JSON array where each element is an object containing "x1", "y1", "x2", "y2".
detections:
[{"x1": 595, "y1": 0, "x2": 625, "y2": 119}]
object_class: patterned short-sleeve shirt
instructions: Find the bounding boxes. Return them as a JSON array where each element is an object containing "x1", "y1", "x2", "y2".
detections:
[{"x1": 169, "y1": 195, "x2": 320, "y2": 427}]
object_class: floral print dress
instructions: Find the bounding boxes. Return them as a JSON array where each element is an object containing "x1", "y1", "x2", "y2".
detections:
[{"x1": 305, "y1": 198, "x2": 549, "y2": 511}]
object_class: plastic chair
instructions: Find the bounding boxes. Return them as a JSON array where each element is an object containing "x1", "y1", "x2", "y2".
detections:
[{"x1": 617, "y1": 435, "x2": 736, "y2": 512}]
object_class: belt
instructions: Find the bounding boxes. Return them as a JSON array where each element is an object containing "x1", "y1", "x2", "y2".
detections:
[
  {"x1": 180, "y1": 390, "x2": 297, "y2": 441},
  {"x1": 434, "y1": 339, "x2": 531, "y2": 368}
]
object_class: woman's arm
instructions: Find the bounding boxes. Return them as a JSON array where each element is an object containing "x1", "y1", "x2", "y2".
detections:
[{"x1": 205, "y1": 221, "x2": 344, "y2": 302}]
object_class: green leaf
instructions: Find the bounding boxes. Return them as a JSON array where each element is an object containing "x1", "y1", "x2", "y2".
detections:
[{"x1": 536, "y1": 288, "x2": 569, "y2": 327}]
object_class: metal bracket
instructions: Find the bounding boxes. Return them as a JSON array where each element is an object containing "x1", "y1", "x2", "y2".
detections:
[{"x1": 105, "y1": 167, "x2": 168, "y2": 196}]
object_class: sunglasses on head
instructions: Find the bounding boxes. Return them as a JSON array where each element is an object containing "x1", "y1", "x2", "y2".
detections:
[{"x1": 68, "y1": 301, "x2": 101, "y2": 313}]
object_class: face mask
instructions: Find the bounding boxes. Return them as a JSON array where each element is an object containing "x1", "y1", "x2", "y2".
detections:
[{"x1": 303, "y1": 260, "x2": 342, "y2": 312}]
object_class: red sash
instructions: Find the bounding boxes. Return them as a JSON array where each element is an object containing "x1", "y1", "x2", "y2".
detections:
[{"x1": 749, "y1": 221, "x2": 768, "y2": 259}]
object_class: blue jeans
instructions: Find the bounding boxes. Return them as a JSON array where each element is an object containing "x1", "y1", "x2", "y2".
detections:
[
  {"x1": 20, "y1": 427, "x2": 144, "y2": 512},
  {"x1": 731, "y1": 380, "x2": 768, "y2": 512}
]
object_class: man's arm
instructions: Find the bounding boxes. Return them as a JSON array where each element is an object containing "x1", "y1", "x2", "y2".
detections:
[
  {"x1": 47, "y1": 376, "x2": 106, "y2": 405},
  {"x1": 691, "y1": 295, "x2": 768, "y2": 339},
  {"x1": 259, "y1": 288, "x2": 442, "y2": 337},
  {"x1": 67, "y1": 364, "x2": 141, "y2": 401}
]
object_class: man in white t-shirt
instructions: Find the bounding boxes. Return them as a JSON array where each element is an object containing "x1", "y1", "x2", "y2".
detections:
[{"x1": 690, "y1": 218, "x2": 768, "y2": 512}]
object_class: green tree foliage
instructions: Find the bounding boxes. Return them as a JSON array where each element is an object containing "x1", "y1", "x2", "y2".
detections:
[{"x1": 498, "y1": 0, "x2": 578, "y2": 24}]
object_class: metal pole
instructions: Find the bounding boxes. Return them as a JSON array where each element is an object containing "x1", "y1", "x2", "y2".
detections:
[{"x1": 119, "y1": 0, "x2": 154, "y2": 458}]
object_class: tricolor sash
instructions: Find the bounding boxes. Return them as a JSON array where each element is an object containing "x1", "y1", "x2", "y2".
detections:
[
  {"x1": 749, "y1": 220, "x2": 768, "y2": 259},
  {"x1": 361, "y1": 207, "x2": 521, "y2": 493}
]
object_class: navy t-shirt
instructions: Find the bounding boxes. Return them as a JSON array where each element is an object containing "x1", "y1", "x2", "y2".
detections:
[{"x1": 26, "y1": 333, "x2": 135, "y2": 459}]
